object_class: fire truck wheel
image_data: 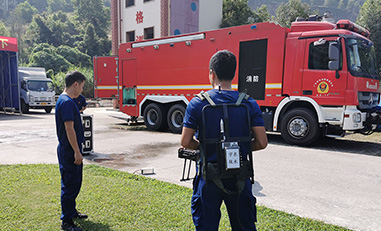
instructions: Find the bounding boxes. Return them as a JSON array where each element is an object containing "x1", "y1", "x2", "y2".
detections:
[
  {"x1": 280, "y1": 108, "x2": 320, "y2": 146},
  {"x1": 167, "y1": 104, "x2": 186, "y2": 134},
  {"x1": 143, "y1": 103, "x2": 168, "y2": 131}
]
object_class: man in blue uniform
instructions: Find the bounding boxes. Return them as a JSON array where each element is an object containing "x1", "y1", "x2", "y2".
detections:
[
  {"x1": 55, "y1": 71, "x2": 88, "y2": 231},
  {"x1": 181, "y1": 50, "x2": 268, "y2": 230},
  {"x1": 73, "y1": 94, "x2": 88, "y2": 113}
]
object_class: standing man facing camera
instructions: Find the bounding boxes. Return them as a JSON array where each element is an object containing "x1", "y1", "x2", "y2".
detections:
[
  {"x1": 181, "y1": 50, "x2": 267, "y2": 230},
  {"x1": 55, "y1": 71, "x2": 88, "y2": 231}
]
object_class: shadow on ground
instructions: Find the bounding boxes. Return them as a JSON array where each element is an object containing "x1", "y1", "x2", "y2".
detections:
[{"x1": 267, "y1": 133, "x2": 381, "y2": 157}]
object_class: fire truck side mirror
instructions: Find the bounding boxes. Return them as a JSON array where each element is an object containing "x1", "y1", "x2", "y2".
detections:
[{"x1": 328, "y1": 42, "x2": 340, "y2": 71}]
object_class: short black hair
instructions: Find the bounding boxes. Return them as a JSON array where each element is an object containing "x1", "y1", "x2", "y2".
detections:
[
  {"x1": 65, "y1": 71, "x2": 86, "y2": 88},
  {"x1": 209, "y1": 50, "x2": 237, "y2": 81}
]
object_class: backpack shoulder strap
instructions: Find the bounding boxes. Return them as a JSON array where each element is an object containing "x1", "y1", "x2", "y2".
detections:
[
  {"x1": 235, "y1": 92, "x2": 250, "y2": 106},
  {"x1": 196, "y1": 91, "x2": 216, "y2": 106}
]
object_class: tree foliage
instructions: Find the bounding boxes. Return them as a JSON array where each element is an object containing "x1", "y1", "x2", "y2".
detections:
[
  {"x1": 357, "y1": 0, "x2": 381, "y2": 68},
  {"x1": 47, "y1": 0, "x2": 74, "y2": 13},
  {"x1": 28, "y1": 43, "x2": 71, "y2": 72},
  {"x1": 221, "y1": 0, "x2": 255, "y2": 27},
  {"x1": 73, "y1": 0, "x2": 109, "y2": 38},
  {"x1": 254, "y1": 5, "x2": 271, "y2": 23},
  {"x1": 0, "y1": 21, "x2": 10, "y2": 36},
  {"x1": 221, "y1": 0, "x2": 270, "y2": 28},
  {"x1": 276, "y1": 0, "x2": 312, "y2": 27},
  {"x1": 28, "y1": 43, "x2": 92, "y2": 73},
  {"x1": 12, "y1": 1, "x2": 38, "y2": 24}
]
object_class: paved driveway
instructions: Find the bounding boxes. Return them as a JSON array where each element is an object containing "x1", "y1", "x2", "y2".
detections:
[{"x1": 1, "y1": 107, "x2": 380, "y2": 231}]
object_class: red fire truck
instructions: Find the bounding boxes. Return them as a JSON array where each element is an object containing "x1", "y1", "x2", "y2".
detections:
[{"x1": 94, "y1": 18, "x2": 380, "y2": 145}]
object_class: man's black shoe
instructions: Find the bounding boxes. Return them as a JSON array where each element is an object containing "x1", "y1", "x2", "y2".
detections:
[
  {"x1": 61, "y1": 221, "x2": 82, "y2": 231},
  {"x1": 74, "y1": 212, "x2": 88, "y2": 219}
]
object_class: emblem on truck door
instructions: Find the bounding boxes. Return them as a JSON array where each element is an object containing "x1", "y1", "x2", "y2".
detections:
[
  {"x1": 317, "y1": 81, "x2": 329, "y2": 94},
  {"x1": 314, "y1": 78, "x2": 334, "y2": 95}
]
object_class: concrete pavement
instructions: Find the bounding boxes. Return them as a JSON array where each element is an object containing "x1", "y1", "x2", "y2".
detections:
[{"x1": 1, "y1": 107, "x2": 381, "y2": 231}]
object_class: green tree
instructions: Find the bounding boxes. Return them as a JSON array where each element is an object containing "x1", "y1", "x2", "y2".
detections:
[
  {"x1": 26, "y1": 11, "x2": 81, "y2": 48},
  {"x1": 72, "y1": 0, "x2": 111, "y2": 56},
  {"x1": 8, "y1": 1, "x2": 38, "y2": 63},
  {"x1": 276, "y1": 0, "x2": 312, "y2": 28},
  {"x1": 26, "y1": 14, "x2": 53, "y2": 45},
  {"x1": 357, "y1": 0, "x2": 381, "y2": 69},
  {"x1": 56, "y1": 45, "x2": 92, "y2": 67},
  {"x1": 254, "y1": 5, "x2": 271, "y2": 22},
  {"x1": 0, "y1": 21, "x2": 10, "y2": 36},
  {"x1": 81, "y1": 23, "x2": 100, "y2": 57},
  {"x1": 73, "y1": 0, "x2": 109, "y2": 38},
  {"x1": 221, "y1": 0, "x2": 254, "y2": 28},
  {"x1": 52, "y1": 66, "x2": 94, "y2": 97},
  {"x1": 28, "y1": 43, "x2": 72, "y2": 73},
  {"x1": 11, "y1": 1, "x2": 38, "y2": 24},
  {"x1": 47, "y1": 0, "x2": 73, "y2": 13}
]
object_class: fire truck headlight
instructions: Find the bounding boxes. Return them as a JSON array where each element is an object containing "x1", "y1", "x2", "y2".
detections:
[{"x1": 353, "y1": 113, "x2": 361, "y2": 123}]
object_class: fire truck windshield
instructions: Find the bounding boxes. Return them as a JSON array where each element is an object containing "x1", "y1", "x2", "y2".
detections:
[{"x1": 347, "y1": 38, "x2": 379, "y2": 79}]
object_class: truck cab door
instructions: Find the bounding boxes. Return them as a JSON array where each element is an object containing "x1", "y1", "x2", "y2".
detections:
[{"x1": 301, "y1": 38, "x2": 347, "y2": 105}]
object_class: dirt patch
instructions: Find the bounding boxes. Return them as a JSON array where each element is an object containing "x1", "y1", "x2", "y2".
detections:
[
  {"x1": 90, "y1": 142, "x2": 179, "y2": 170},
  {"x1": 110, "y1": 123, "x2": 149, "y2": 131}
]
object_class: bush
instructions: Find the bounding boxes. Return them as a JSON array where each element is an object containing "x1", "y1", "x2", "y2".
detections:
[
  {"x1": 28, "y1": 44, "x2": 93, "y2": 77},
  {"x1": 56, "y1": 45, "x2": 92, "y2": 67},
  {"x1": 28, "y1": 50, "x2": 72, "y2": 73},
  {"x1": 30, "y1": 43, "x2": 55, "y2": 54},
  {"x1": 52, "y1": 66, "x2": 94, "y2": 98}
]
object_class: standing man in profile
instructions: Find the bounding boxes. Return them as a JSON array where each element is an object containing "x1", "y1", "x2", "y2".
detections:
[
  {"x1": 55, "y1": 71, "x2": 88, "y2": 231},
  {"x1": 181, "y1": 50, "x2": 268, "y2": 230}
]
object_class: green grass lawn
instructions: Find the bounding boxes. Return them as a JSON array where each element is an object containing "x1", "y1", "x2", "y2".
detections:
[{"x1": 0, "y1": 164, "x2": 352, "y2": 231}]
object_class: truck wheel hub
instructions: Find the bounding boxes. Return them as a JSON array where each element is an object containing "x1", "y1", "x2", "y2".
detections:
[
  {"x1": 289, "y1": 118, "x2": 308, "y2": 137},
  {"x1": 171, "y1": 110, "x2": 184, "y2": 128},
  {"x1": 147, "y1": 109, "x2": 158, "y2": 125}
]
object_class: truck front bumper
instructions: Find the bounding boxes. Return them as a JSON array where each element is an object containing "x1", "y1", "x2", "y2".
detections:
[
  {"x1": 363, "y1": 107, "x2": 381, "y2": 132},
  {"x1": 29, "y1": 102, "x2": 55, "y2": 108},
  {"x1": 343, "y1": 106, "x2": 381, "y2": 134}
]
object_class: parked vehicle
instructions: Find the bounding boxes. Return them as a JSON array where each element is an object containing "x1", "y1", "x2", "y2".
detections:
[
  {"x1": 0, "y1": 36, "x2": 19, "y2": 113},
  {"x1": 19, "y1": 67, "x2": 55, "y2": 113},
  {"x1": 94, "y1": 17, "x2": 380, "y2": 145}
]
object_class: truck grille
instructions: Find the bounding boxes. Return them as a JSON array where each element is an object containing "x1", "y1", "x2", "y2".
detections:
[
  {"x1": 358, "y1": 91, "x2": 379, "y2": 109},
  {"x1": 36, "y1": 97, "x2": 48, "y2": 102}
]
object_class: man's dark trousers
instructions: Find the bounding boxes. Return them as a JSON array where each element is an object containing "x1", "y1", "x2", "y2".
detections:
[{"x1": 58, "y1": 144, "x2": 83, "y2": 222}]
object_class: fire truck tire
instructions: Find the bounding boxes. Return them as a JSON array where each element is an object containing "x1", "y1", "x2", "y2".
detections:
[
  {"x1": 21, "y1": 100, "x2": 29, "y2": 114},
  {"x1": 167, "y1": 104, "x2": 186, "y2": 134},
  {"x1": 280, "y1": 108, "x2": 320, "y2": 146},
  {"x1": 143, "y1": 103, "x2": 168, "y2": 131}
]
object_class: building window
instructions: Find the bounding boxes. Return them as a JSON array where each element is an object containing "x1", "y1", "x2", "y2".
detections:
[
  {"x1": 126, "y1": 31, "x2": 135, "y2": 42},
  {"x1": 126, "y1": 0, "x2": 134, "y2": 7},
  {"x1": 144, "y1": 0, "x2": 153, "y2": 2},
  {"x1": 144, "y1": 27, "x2": 154, "y2": 39}
]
